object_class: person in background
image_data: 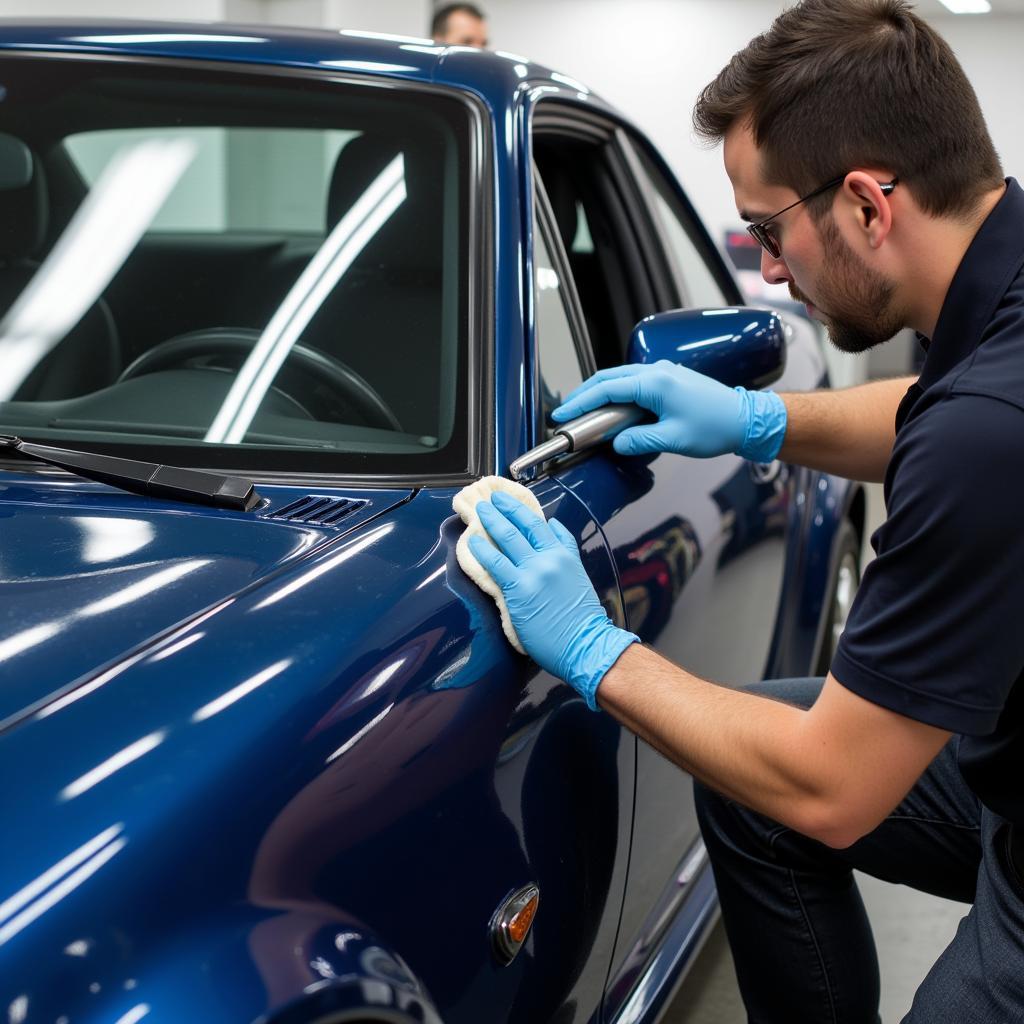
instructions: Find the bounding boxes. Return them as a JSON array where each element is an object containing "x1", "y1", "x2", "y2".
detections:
[{"x1": 431, "y1": 3, "x2": 488, "y2": 48}]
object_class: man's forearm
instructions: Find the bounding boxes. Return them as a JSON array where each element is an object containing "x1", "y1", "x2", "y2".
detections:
[
  {"x1": 777, "y1": 376, "x2": 912, "y2": 482},
  {"x1": 597, "y1": 644, "x2": 836, "y2": 841}
]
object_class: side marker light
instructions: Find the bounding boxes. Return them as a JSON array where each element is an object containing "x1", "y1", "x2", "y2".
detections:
[{"x1": 489, "y1": 884, "x2": 540, "y2": 966}]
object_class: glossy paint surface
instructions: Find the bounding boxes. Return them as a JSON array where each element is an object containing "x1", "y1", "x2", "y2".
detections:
[
  {"x1": 629, "y1": 306, "x2": 785, "y2": 389},
  {"x1": 0, "y1": 21, "x2": 859, "y2": 1024}
]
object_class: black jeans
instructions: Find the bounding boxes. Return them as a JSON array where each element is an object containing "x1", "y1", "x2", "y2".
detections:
[{"x1": 693, "y1": 677, "x2": 1024, "y2": 1024}]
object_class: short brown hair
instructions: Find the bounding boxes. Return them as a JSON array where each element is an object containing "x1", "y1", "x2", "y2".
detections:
[
  {"x1": 431, "y1": 4, "x2": 486, "y2": 38},
  {"x1": 693, "y1": 0, "x2": 1003, "y2": 219}
]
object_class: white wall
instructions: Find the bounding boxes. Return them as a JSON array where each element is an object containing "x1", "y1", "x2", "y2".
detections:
[
  {"x1": 0, "y1": 0, "x2": 227, "y2": 17},
  {"x1": 484, "y1": 0, "x2": 786, "y2": 242},
  {"x1": 933, "y1": 15, "x2": 1024, "y2": 190}
]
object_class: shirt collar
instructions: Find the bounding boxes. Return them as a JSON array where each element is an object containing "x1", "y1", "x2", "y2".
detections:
[{"x1": 918, "y1": 178, "x2": 1024, "y2": 391}]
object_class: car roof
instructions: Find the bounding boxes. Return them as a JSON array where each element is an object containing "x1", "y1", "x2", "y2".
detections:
[{"x1": 0, "y1": 18, "x2": 608, "y2": 116}]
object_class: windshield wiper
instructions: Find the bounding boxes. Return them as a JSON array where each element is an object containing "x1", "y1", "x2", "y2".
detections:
[{"x1": 0, "y1": 435, "x2": 261, "y2": 511}]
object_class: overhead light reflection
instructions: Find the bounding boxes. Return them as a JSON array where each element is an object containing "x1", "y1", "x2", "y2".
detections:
[
  {"x1": 675, "y1": 334, "x2": 734, "y2": 352},
  {"x1": 148, "y1": 631, "x2": 204, "y2": 663},
  {"x1": 340, "y1": 29, "x2": 432, "y2": 45},
  {"x1": 79, "y1": 559, "x2": 209, "y2": 617},
  {"x1": 414, "y1": 565, "x2": 446, "y2": 591},
  {"x1": 326, "y1": 702, "x2": 394, "y2": 763},
  {"x1": 70, "y1": 33, "x2": 266, "y2": 44},
  {"x1": 190, "y1": 659, "x2": 291, "y2": 722},
  {"x1": 551, "y1": 72, "x2": 589, "y2": 93},
  {"x1": 321, "y1": 60, "x2": 417, "y2": 73},
  {"x1": 253, "y1": 523, "x2": 393, "y2": 609},
  {"x1": 0, "y1": 622, "x2": 60, "y2": 663},
  {"x1": 0, "y1": 824, "x2": 126, "y2": 947},
  {"x1": 60, "y1": 732, "x2": 166, "y2": 801},
  {"x1": 355, "y1": 658, "x2": 407, "y2": 701},
  {"x1": 77, "y1": 517, "x2": 154, "y2": 564},
  {"x1": 113, "y1": 1004, "x2": 150, "y2": 1024},
  {"x1": 204, "y1": 155, "x2": 406, "y2": 445},
  {"x1": 0, "y1": 138, "x2": 195, "y2": 402}
]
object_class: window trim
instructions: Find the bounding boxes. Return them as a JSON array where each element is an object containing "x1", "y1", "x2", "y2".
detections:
[
  {"x1": 0, "y1": 49, "x2": 494, "y2": 489},
  {"x1": 530, "y1": 101, "x2": 662, "y2": 368},
  {"x1": 529, "y1": 166, "x2": 597, "y2": 455},
  {"x1": 616, "y1": 128, "x2": 744, "y2": 309}
]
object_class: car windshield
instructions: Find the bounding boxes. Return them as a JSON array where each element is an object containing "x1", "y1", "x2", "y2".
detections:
[{"x1": 0, "y1": 55, "x2": 474, "y2": 477}]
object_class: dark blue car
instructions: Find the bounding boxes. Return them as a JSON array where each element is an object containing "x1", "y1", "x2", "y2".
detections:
[{"x1": 0, "y1": 21, "x2": 864, "y2": 1024}]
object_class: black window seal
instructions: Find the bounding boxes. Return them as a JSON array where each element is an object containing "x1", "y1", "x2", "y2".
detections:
[
  {"x1": 528, "y1": 165, "x2": 599, "y2": 458},
  {"x1": 617, "y1": 128, "x2": 745, "y2": 308},
  {"x1": 0, "y1": 49, "x2": 495, "y2": 490},
  {"x1": 530, "y1": 98, "x2": 661, "y2": 361}
]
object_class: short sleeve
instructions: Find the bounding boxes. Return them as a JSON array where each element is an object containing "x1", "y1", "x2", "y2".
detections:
[{"x1": 831, "y1": 393, "x2": 1024, "y2": 734}]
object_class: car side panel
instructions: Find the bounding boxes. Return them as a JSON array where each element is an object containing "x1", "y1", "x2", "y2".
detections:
[{"x1": 0, "y1": 485, "x2": 630, "y2": 1024}]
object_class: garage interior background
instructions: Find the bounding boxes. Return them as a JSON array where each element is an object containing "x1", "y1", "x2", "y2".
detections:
[{"x1": 4, "y1": 2, "x2": 1020, "y2": 1021}]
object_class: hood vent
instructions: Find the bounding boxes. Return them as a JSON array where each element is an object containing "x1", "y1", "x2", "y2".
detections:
[{"x1": 264, "y1": 495, "x2": 367, "y2": 526}]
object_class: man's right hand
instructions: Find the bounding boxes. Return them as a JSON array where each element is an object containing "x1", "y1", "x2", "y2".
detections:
[{"x1": 551, "y1": 360, "x2": 788, "y2": 462}]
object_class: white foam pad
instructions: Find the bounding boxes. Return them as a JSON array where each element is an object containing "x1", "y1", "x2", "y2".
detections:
[{"x1": 453, "y1": 475, "x2": 545, "y2": 655}]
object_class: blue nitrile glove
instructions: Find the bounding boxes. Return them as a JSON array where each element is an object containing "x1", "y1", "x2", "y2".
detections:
[
  {"x1": 551, "y1": 360, "x2": 787, "y2": 462},
  {"x1": 468, "y1": 491, "x2": 638, "y2": 711}
]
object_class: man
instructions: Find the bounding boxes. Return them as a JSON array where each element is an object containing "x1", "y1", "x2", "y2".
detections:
[
  {"x1": 467, "y1": 1, "x2": 1024, "y2": 1020},
  {"x1": 431, "y1": 3, "x2": 488, "y2": 48}
]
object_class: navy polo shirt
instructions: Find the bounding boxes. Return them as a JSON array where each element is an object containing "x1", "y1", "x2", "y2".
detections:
[{"x1": 831, "y1": 178, "x2": 1024, "y2": 826}]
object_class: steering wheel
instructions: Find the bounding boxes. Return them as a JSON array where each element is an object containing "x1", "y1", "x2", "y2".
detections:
[{"x1": 118, "y1": 327, "x2": 404, "y2": 433}]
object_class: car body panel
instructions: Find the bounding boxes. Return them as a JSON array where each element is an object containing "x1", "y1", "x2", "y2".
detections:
[
  {"x1": 0, "y1": 480, "x2": 633, "y2": 1024},
  {"x1": 0, "y1": 475, "x2": 412, "y2": 726}
]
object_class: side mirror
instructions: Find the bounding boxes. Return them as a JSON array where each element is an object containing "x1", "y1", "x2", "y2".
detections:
[{"x1": 627, "y1": 307, "x2": 786, "y2": 390}]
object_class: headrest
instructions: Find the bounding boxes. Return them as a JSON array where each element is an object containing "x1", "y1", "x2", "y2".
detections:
[
  {"x1": 0, "y1": 134, "x2": 46, "y2": 261},
  {"x1": 326, "y1": 133, "x2": 404, "y2": 230}
]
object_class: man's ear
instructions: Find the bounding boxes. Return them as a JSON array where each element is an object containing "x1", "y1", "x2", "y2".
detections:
[{"x1": 841, "y1": 171, "x2": 895, "y2": 249}]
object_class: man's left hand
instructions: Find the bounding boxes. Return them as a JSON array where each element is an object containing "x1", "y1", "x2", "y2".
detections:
[{"x1": 469, "y1": 491, "x2": 638, "y2": 710}]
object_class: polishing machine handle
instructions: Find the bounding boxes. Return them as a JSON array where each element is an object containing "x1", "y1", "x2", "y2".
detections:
[{"x1": 509, "y1": 403, "x2": 648, "y2": 481}]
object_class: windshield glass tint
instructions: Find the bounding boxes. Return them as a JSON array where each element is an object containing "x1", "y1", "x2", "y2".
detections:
[{"x1": 0, "y1": 57, "x2": 473, "y2": 476}]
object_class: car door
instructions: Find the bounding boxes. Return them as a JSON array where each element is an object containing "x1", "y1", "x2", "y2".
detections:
[
  {"x1": 528, "y1": 104, "x2": 803, "y2": 1011},
  {"x1": 494, "y1": 185, "x2": 636, "y2": 1024}
]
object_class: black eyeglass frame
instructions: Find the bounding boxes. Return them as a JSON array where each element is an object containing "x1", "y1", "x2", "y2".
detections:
[{"x1": 746, "y1": 175, "x2": 899, "y2": 260}]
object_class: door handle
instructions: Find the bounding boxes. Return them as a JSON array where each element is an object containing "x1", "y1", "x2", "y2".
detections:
[{"x1": 510, "y1": 404, "x2": 648, "y2": 480}]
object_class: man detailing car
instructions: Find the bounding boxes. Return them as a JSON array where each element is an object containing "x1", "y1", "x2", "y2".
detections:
[{"x1": 466, "y1": 1, "x2": 1024, "y2": 1020}]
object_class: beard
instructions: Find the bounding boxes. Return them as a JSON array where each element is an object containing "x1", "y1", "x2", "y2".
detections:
[{"x1": 791, "y1": 218, "x2": 905, "y2": 354}]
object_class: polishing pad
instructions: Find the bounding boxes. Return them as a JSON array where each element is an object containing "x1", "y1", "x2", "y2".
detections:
[{"x1": 453, "y1": 476, "x2": 544, "y2": 654}]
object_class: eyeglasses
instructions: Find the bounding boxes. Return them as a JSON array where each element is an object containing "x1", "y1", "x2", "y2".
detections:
[{"x1": 746, "y1": 175, "x2": 899, "y2": 260}]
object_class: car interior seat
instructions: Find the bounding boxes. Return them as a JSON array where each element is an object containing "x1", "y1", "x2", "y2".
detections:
[
  {"x1": 300, "y1": 131, "x2": 447, "y2": 440},
  {"x1": 0, "y1": 133, "x2": 121, "y2": 401}
]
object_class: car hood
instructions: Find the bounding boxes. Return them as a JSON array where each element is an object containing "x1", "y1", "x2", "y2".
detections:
[{"x1": 0, "y1": 472, "x2": 413, "y2": 728}]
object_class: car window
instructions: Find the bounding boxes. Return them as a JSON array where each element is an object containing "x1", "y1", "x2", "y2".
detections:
[
  {"x1": 65, "y1": 127, "x2": 359, "y2": 234},
  {"x1": 626, "y1": 139, "x2": 733, "y2": 309},
  {"x1": 532, "y1": 131, "x2": 656, "y2": 369},
  {"x1": 0, "y1": 57, "x2": 476, "y2": 478},
  {"x1": 534, "y1": 222, "x2": 586, "y2": 435}
]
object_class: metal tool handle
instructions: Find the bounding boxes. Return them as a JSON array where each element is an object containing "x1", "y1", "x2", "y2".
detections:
[{"x1": 509, "y1": 404, "x2": 648, "y2": 480}]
